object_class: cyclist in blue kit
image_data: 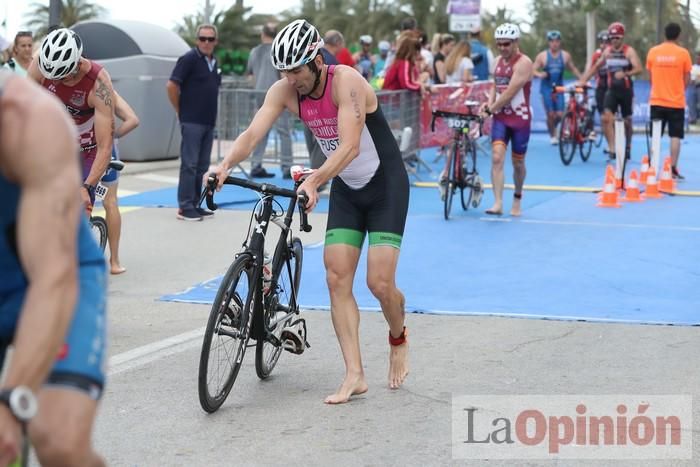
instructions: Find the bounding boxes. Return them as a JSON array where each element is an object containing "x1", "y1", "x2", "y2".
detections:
[
  {"x1": 0, "y1": 71, "x2": 107, "y2": 466},
  {"x1": 533, "y1": 30, "x2": 581, "y2": 145},
  {"x1": 210, "y1": 19, "x2": 410, "y2": 404}
]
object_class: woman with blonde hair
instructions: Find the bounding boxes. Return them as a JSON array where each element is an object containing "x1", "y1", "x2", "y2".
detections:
[{"x1": 445, "y1": 40, "x2": 474, "y2": 84}]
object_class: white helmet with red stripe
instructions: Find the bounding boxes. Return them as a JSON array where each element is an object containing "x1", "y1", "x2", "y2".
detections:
[{"x1": 270, "y1": 20, "x2": 324, "y2": 71}]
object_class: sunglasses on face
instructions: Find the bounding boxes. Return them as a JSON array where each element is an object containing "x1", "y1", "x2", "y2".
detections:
[
  {"x1": 610, "y1": 36, "x2": 623, "y2": 40},
  {"x1": 496, "y1": 41, "x2": 513, "y2": 48},
  {"x1": 198, "y1": 36, "x2": 216, "y2": 43}
]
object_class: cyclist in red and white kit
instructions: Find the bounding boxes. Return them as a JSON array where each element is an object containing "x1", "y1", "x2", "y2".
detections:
[
  {"x1": 480, "y1": 23, "x2": 533, "y2": 217},
  {"x1": 579, "y1": 22, "x2": 642, "y2": 160},
  {"x1": 28, "y1": 28, "x2": 116, "y2": 211},
  {"x1": 210, "y1": 20, "x2": 410, "y2": 404}
]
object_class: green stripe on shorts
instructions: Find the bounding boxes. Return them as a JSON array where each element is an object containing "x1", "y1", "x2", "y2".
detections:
[
  {"x1": 325, "y1": 228, "x2": 365, "y2": 248},
  {"x1": 368, "y1": 232, "x2": 402, "y2": 249}
]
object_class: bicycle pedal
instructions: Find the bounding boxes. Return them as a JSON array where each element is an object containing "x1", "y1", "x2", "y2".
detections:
[{"x1": 280, "y1": 318, "x2": 308, "y2": 355}]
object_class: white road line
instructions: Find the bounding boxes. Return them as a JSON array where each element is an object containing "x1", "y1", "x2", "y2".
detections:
[
  {"x1": 108, "y1": 327, "x2": 204, "y2": 376},
  {"x1": 135, "y1": 173, "x2": 180, "y2": 184}
]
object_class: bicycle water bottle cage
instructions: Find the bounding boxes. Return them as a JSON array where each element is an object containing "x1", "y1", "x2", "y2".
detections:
[{"x1": 290, "y1": 165, "x2": 315, "y2": 183}]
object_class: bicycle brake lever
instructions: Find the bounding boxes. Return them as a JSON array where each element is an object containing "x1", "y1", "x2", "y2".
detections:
[
  {"x1": 297, "y1": 191, "x2": 312, "y2": 233},
  {"x1": 200, "y1": 175, "x2": 219, "y2": 211}
]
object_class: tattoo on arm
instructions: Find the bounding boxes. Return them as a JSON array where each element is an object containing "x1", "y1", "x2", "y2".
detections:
[
  {"x1": 350, "y1": 89, "x2": 361, "y2": 120},
  {"x1": 95, "y1": 79, "x2": 115, "y2": 137}
]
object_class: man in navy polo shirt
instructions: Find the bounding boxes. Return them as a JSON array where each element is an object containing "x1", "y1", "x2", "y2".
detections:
[{"x1": 167, "y1": 24, "x2": 222, "y2": 221}]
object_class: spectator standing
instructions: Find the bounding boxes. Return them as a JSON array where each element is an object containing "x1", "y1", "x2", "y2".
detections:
[
  {"x1": 246, "y1": 23, "x2": 294, "y2": 178},
  {"x1": 167, "y1": 24, "x2": 222, "y2": 221},
  {"x1": 353, "y1": 35, "x2": 375, "y2": 80},
  {"x1": 373, "y1": 40, "x2": 391, "y2": 77},
  {"x1": 433, "y1": 34, "x2": 456, "y2": 85},
  {"x1": 445, "y1": 40, "x2": 474, "y2": 84},
  {"x1": 3, "y1": 31, "x2": 33, "y2": 77},
  {"x1": 646, "y1": 22, "x2": 692, "y2": 179},
  {"x1": 468, "y1": 27, "x2": 495, "y2": 81}
]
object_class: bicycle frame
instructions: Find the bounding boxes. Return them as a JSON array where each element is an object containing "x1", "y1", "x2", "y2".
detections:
[{"x1": 201, "y1": 176, "x2": 310, "y2": 342}]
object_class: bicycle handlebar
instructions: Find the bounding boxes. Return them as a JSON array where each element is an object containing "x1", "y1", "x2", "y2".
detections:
[
  {"x1": 200, "y1": 175, "x2": 312, "y2": 232},
  {"x1": 553, "y1": 84, "x2": 592, "y2": 94},
  {"x1": 431, "y1": 110, "x2": 484, "y2": 133}
]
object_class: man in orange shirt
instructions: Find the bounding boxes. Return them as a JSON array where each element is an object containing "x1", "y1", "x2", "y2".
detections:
[{"x1": 646, "y1": 22, "x2": 692, "y2": 179}]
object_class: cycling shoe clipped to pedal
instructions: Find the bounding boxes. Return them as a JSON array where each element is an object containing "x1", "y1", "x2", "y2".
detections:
[
  {"x1": 280, "y1": 319, "x2": 310, "y2": 355},
  {"x1": 471, "y1": 175, "x2": 484, "y2": 208}
]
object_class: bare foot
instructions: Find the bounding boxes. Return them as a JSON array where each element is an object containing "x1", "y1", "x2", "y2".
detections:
[
  {"x1": 324, "y1": 374, "x2": 368, "y2": 404},
  {"x1": 388, "y1": 339, "x2": 409, "y2": 389},
  {"x1": 485, "y1": 203, "x2": 503, "y2": 216},
  {"x1": 510, "y1": 199, "x2": 522, "y2": 217},
  {"x1": 110, "y1": 264, "x2": 126, "y2": 275}
]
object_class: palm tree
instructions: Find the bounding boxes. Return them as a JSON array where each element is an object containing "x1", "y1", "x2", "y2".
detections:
[{"x1": 25, "y1": 0, "x2": 106, "y2": 37}]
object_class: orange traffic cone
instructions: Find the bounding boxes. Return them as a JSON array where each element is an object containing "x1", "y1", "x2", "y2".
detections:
[
  {"x1": 639, "y1": 155, "x2": 650, "y2": 185},
  {"x1": 597, "y1": 173, "x2": 621, "y2": 207},
  {"x1": 659, "y1": 159, "x2": 676, "y2": 193},
  {"x1": 645, "y1": 166, "x2": 663, "y2": 199},
  {"x1": 623, "y1": 170, "x2": 644, "y2": 202}
]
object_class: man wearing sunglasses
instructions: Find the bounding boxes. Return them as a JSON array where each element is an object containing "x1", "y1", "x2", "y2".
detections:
[
  {"x1": 579, "y1": 22, "x2": 642, "y2": 161},
  {"x1": 167, "y1": 24, "x2": 222, "y2": 221},
  {"x1": 584, "y1": 30, "x2": 612, "y2": 149},
  {"x1": 533, "y1": 30, "x2": 581, "y2": 145},
  {"x1": 480, "y1": 23, "x2": 533, "y2": 217}
]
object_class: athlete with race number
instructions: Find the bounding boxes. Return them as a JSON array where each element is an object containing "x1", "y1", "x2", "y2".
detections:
[
  {"x1": 579, "y1": 22, "x2": 642, "y2": 161},
  {"x1": 209, "y1": 20, "x2": 410, "y2": 404},
  {"x1": 28, "y1": 28, "x2": 116, "y2": 212}
]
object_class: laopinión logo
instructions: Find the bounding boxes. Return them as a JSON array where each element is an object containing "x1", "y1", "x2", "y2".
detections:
[{"x1": 451, "y1": 395, "x2": 692, "y2": 459}]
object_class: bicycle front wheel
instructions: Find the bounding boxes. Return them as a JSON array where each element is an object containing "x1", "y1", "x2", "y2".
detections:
[
  {"x1": 198, "y1": 253, "x2": 255, "y2": 413},
  {"x1": 444, "y1": 144, "x2": 459, "y2": 220},
  {"x1": 558, "y1": 112, "x2": 576, "y2": 166},
  {"x1": 90, "y1": 216, "x2": 108, "y2": 252},
  {"x1": 255, "y1": 237, "x2": 303, "y2": 379},
  {"x1": 579, "y1": 111, "x2": 594, "y2": 162},
  {"x1": 461, "y1": 139, "x2": 476, "y2": 211}
]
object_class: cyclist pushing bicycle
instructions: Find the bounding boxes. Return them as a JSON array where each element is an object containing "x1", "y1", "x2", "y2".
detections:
[{"x1": 208, "y1": 19, "x2": 410, "y2": 405}]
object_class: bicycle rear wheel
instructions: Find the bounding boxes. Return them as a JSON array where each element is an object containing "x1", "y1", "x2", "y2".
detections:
[
  {"x1": 198, "y1": 253, "x2": 255, "y2": 413},
  {"x1": 444, "y1": 144, "x2": 459, "y2": 220},
  {"x1": 89, "y1": 216, "x2": 108, "y2": 252},
  {"x1": 579, "y1": 110, "x2": 594, "y2": 162},
  {"x1": 255, "y1": 237, "x2": 303, "y2": 379},
  {"x1": 558, "y1": 111, "x2": 576, "y2": 165},
  {"x1": 460, "y1": 139, "x2": 476, "y2": 211}
]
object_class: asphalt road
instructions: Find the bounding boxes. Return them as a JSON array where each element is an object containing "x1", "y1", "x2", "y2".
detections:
[{"x1": 89, "y1": 160, "x2": 699, "y2": 467}]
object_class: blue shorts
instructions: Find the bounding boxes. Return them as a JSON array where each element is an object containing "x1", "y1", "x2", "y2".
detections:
[
  {"x1": 542, "y1": 90, "x2": 565, "y2": 112},
  {"x1": 0, "y1": 263, "x2": 108, "y2": 398},
  {"x1": 100, "y1": 145, "x2": 119, "y2": 184},
  {"x1": 491, "y1": 119, "x2": 531, "y2": 157}
]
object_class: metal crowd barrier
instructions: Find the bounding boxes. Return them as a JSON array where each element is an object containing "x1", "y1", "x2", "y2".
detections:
[{"x1": 214, "y1": 80, "x2": 422, "y2": 172}]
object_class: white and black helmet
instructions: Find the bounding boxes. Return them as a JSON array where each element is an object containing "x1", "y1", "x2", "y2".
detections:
[
  {"x1": 39, "y1": 28, "x2": 83, "y2": 80},
  {"x1": 494, "y1": 23, "x2": 521, "y2": 41},
  {"x1": 270, "y1": 19, "x2": 324, "y2": 71}
]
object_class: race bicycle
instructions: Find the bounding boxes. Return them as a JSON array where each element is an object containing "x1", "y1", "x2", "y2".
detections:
[
  {"x1": 431, "y1": 106, "x2": 485, "y2": 220},
  {"x1": 89, "y1": 159, "x2": 124, "y2": 251},
  {"x1": 197, "y1": 169, "x2": 312, "y2": 413},
  {"x1": 555, "y1": 84, "x2": 596, "y2": 165}
]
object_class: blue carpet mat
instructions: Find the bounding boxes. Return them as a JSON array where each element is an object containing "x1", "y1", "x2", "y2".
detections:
[{"x1": 158, "y1": 134, "x2": 700, "y2": 325}]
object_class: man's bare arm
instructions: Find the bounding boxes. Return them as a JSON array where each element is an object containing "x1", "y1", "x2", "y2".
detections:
[
  {"x1": 86, "y1": 70, "x2": 115, "y2": 186},
  {"x1": 0, "y1": 77, "x2": 80, "y2": 391},
  {"x1": 579, "y1": 52, "x2": 606, "y2": 83},
  {"x1": 532, "y1": 52, "x2": 548, "y2": 79},
  {"x1": 491, "y1": 57, "x2": 533, "y2": 113},
  {"x1": 627, "y1": 48, "x2": 643, "y2": 77},
  {"x1": 565, "y1": 51, "x2": 582, "y2": 79},
  {"x1": 166, "y1": 80, "x2": 180, "y2": 115},
  {"x1": 114, "y1": 91, "x2": 140, "y2": 138}
]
